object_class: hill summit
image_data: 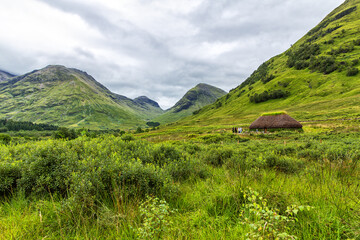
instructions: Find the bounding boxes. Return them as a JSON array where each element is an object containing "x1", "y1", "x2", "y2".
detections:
[
  {"x1": 154, "y1": 83, "x2": 227, "y2": 123},
  {"x1": 0, "y1": 65, "x2": 163, "y2": 129}
]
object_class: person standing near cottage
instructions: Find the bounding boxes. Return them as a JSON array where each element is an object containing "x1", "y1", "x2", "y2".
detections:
[{"x1": 238, "y1": 127, "x2": 243, "y2": 134}]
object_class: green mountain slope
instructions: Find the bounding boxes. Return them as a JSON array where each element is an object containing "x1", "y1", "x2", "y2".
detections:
[
  {"x1": 0, "y1": 65, "x2": 163, "y2": 129},
  {"x1": 186, "y1": 0, "x2": 360, "y2": 126},
  {"x1": 153, "y1": 83, "x2": 227, "y2": 123},
  {"x1": 0, "y1": 70, "x2": 15, "y2": 82}
]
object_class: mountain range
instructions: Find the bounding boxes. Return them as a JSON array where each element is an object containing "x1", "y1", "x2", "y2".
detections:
[
  {"x1": 1, "y1": 0, "x2": 360, "y2": 129},
  {"x1": 0, "y1": 65, "x2": 226, "y2": 129}
]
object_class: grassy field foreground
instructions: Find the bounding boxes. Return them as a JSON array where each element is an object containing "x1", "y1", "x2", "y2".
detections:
[{"x1": 0, "y1": 129, "x2": 359, "y2": 239}]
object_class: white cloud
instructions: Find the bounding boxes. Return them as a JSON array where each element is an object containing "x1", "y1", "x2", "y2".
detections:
[{"x1": 0, "y1": 0, "x2": 345, "y2": 108}]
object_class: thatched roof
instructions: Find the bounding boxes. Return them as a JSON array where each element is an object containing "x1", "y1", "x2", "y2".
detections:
[{"x1": 249, "y1": 114, "x2": 302, "y2": 129}]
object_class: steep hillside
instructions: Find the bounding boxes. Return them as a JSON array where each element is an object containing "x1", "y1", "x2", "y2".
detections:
[
  {"x1": 154, "y1": 83, "x2": 227, "y2": 123},
  {"x1": 186, "y1": 0, "x2": 360, "y2": 126},
  {"x1": 0, "y1": 65, "x2": 162, "y2": 129},
  {"x1": 0, "y1": 70, "x2": 15, "y2": 82}
]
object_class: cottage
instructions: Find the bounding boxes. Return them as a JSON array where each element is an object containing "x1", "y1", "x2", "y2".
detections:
[{"x1": 249, "y1": 112, "x2": 302, "y2": 131}]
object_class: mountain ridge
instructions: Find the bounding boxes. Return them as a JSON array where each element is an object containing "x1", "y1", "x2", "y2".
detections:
[
  {"x1": 0, "y1": 65, "x2": 163, "y2": 129},
  {"x1": 0, "y1": 65, "x2": 228, "y2": 128}
]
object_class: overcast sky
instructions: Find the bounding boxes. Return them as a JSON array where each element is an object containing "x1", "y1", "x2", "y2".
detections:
[{"x1": 0, "y1": 0, "x2": 344, "y2": 109}]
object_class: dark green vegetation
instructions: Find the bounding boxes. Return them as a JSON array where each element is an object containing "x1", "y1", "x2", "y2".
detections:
[
  {"x1": 0, "y1": 129, "x2": 359, "y2": 239},
  {"x1": 0, "y1": 65, "x2": 164, "y2": 129},
  {"x1": 0, "y1": 119, "x2": 58, "y2": 132},
  {"x1": 187, "y1": 0, "x2": 360, "y2": 127},
  {"x1": 153, "y1": 83, "x2": 227, "y2": 124}
]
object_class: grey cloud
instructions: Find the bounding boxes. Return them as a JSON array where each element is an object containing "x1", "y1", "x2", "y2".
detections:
[{"x1": 0, "y1": 0, "x2": 344, "y2": 108}]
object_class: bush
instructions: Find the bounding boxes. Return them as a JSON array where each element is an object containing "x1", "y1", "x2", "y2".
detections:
[
  {"x1": 121, "y1": 134, "x2": 135, "y2": 142},
  {"x1": 329, "y1": 44, "x2": 355, "y2": 56},
  {"x1": 119, "y1": 160, "x2": 169, "y2": 198},
  {"x1": 0, "y1": 134, "x2": 11, "y2": 145},
  {"x1": 165, "y1": 158, "x2": 209, "y2": 181},
  {"x1": 137, "y1": 196, "x2": 175, "y2": 239},
  {"x1": 286, "y1": 43, "x2": 320, "y2": 68},
  {"x1": 309, "y1": 56, "x2": 338, "y2": 74},
  {"x1": 135, "y1": 127, "x2": 144, "y2": 133},
  {"x1": 202, "y1": 146, "x2": 234, "y2": 167},
  {"x1": 0, "y1": 162, "x2": 21, "y2": 194},
  {"x1": 146, "y1": 122, "x2": 160, "y2": 128},
  {"x1": 249, "y1": 89, "x2": 290, "y2": 103},
  {"x1": 261, "y1": 74, "x2": 275, "y2": 84},
  {"x1": 346, "y1": 67, "x2": 359, "y2": 76},
  {"x1": 354, "y1": 39, "x2": 360, "y2": 46},
  {"x1": 266, "y1": 155, "x2": 304, "y2": 174},
  {"x1": 151, "y1": 144, "x2": 183, "y2": 165},
  {"x1": 53, "y1": 127, "x2": 77, "y2": 140},
  {"x1": 334, "y1": 6, "x2": 357, "y2": 20},
  {"x1": 19, "y1": 141, "x2": 78, "y2": 195}
]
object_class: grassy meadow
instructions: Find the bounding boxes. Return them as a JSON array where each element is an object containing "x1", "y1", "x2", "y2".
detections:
[{"x1": 0, "y1": 122, "x2": 359, "y2": 239}]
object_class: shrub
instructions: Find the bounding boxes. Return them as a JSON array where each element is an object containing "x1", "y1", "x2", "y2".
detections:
[
  {"x1": 0, "y1": 162, "x2": 21, "y2": 195},
  {"x1": 118, "y1": 160, "x2": 168, "y2": 198},
  {"x1": 224, "y1": 150, "x2": 266, "y2": 172},
  {"x1": 333, "y1": 6, "x2": 357, "y2": 20},
  {"x1": 53, "y1": 127, "x2": 77, "y2": 140},
  {"x1": 240, "y1": 188, "x2": 313, "y2": 240},
  {"x1": 329, "y1": 44, "x2": 355, "y2": 55},
  {"x1": 135, "y1": 127, "x2": 144, "y2": 133},
  {"x1": 165, "y1": 158, "x2": 209, "y2": 181},
  {"x1": 346, "y1": 67, "x2": 359, "y2": 76},
  {"x1": 151, "y1": 144, "x2": 182, "y2": 167},
  {"x1": 0, "y1": 134, "x2": 11, "y2": 145},
  {"x1": 309, "y1": 56, "x2": 338, "y2": 74},
  {"x1": 146, "y1": 122, "x2": 160, "y2": 128},
  {"x1": 261, "y1": 74, "x2": 275, "y2": 84},
  {"x1": 354, "y1": 39, "x2": 360, "y2": 46},
  {"x1": 137, "y1": 196, "x2": 175, "y2": 239},
  {"x1": 249, "y1": 89, "x2": 290, "y2": 103},
  {"x1": 202, "y1": 146, "x2": 234, "y2": 167},
  {"x1": 121, "y1": 134, "x2": 135, "y2": 142},
  {"x1": 351, "y1": 59, "x2": 359, "y2": 66},
  {"x1": 19, "y1": 141, "x2": 78, "y2": 195},
  {"x1": 266, "y1": 155, "x2": 304, "y2": 174},
  {"x1": 286, "y1": 43, "x2": 320, "y2": 68}
]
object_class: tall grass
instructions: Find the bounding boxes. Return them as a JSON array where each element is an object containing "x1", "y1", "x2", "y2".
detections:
[{"x1": 0, "y1": 131, "x2": 359, "y2": 239}]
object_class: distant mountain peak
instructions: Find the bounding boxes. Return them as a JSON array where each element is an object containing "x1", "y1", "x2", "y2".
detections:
[
  {"x1": 152, "y1": 83, "x2": 226, "y2": 123},
  {"x1": 134, "y1": 96, "x2": 162, "y2": 109},
  {"x1": 0, "y1": 69, "x2": 16, "y2": 82}
]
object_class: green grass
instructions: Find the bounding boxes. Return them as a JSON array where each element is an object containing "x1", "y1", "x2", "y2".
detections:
[
  {"x1": 0, "y1": 127, "x2": 359, "y2": 239},
  {"x1": 261, "y1": 111, "x2": 288, "y2": 116}
]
